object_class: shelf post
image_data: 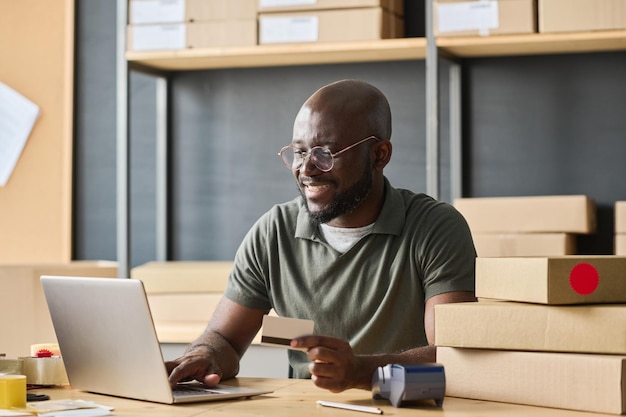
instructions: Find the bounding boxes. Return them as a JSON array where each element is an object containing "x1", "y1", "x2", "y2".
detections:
[
  {"x1": 155, "y1": 76, "x2": 169, "y2": 262},
  {"x1": 116, "y1": 0, "x2": 130, "y2": 278},
  {"x1": 425, "y1": 0, "x2": 440, "y2": 200}
]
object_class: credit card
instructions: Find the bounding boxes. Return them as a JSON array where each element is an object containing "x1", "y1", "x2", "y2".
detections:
[{"x1": 260, "y1": 315, "x2": 315, "y2": 350}]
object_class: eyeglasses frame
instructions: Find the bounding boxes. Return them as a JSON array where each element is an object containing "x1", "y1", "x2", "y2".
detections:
[{"x1": 278, "y1": 135, "x2": 382, "y2": 172}]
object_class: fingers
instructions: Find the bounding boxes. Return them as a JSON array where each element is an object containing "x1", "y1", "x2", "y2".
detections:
[
  {"x1": 291, "y1": 335, "x2": 351, "y2": 351},
  {"x1": 166, "y1": 354, "x2": 222, "y2": 388}
]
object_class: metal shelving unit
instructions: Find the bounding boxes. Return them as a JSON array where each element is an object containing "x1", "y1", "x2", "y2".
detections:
[{"x1": 114, "y1": 0, "x2": 626, "y2": 277}]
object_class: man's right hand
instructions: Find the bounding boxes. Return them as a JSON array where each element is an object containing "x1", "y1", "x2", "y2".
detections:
[{"x1": 165, "y1": 344, "x2": 223, "y2": 388}]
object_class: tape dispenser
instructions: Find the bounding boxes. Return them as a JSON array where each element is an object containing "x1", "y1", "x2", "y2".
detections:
[
  {"x1": 19, "y1": 343, "x2": 69, "y2": 386},
  {"x1": 371, "y1": 363, "x2": 445, "y2": 407}
]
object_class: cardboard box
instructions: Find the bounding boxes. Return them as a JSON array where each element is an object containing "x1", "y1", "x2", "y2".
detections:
[
  {"x1": 539, "y1": 0, "x2": 626, "y2": 33},
  {"x1": 259, "y1": 7, "x2": 403, "y2": 44},
  {"x1": 616, "y1": 201, "x2": 626, "y2": 233},
  {"x1": 258, "y1": 0, "x2": 404, "y2": 16},
  {"x1": 146, "y1": 293, "x2": 222, "y2": 342},
  {"x1": 476, "y1": 255, "x2": 626, "y2": 304},
  {"x1": 0, "y1": 261, "x2": 119, "y2": 359},
  {"x1": 434, "y1": 0, "x2": 536, "y2": 37},
  {"x1": 127, "y1": 19, "x2": 257, "y2": 51},
  {"x1": 435, "y1": 301, "x2": 626, "y2": 354},
  {"x1": 129, "y1": 0, "x2": 257, "y2": 24},
  {"x1": 146, "y1": 293, "x2": 273, "y2": 344},
  {"x1": 438, "y1": 347, "x2": 626, "y2": 415},
  {"x1": 453, "y1": 195, "x2": 596, "y2": 234},
  {"x1": 130, "y1": 261, "x2": 232, "y2": 293},
  {"x1": 472, "y1": 233, "x2": 575, "y2": 257},
  {"x1": 616, "y1": 234, "x2": 626, "y2": 255}
]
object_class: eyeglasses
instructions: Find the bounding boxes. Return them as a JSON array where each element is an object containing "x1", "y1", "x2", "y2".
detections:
[{"x1": 278, "y1": 136, "x2": 381, "y2": 172}]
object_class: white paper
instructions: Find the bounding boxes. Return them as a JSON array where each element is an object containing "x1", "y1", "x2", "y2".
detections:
[
  {"x1": 438, "y1": 0, "x2": 499, "y2": 33},
  {"x1": 260, "y1": 0, "x2": 315, "y2": 8},
  {"x1": 0, "y1": 82, "x2": 40, "y2": 187},
  {"x1": 129, "y1": 0, "x2": 185, "y2": 24},
  {"x1": 259, "y1": 15, "x2": 319, "y2": 44},
  {"x1": 130, "y1": 23, "x2": 186, "y2": 51}
]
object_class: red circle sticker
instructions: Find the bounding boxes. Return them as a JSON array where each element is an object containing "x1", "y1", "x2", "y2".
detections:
[{"x1": 569, "y1": 263, "x2": 599, "y2": 295}]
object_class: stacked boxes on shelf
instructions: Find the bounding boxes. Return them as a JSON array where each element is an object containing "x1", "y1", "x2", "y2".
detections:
[
  {"x1": 435, "y1": 255, "x2": 626, "y2": 414},
  {"x1": 257, "y1": 0, "x2": 404, "y2": 44},
  {"x1": 434, "y1": 0, "x2": 537, "y2": 37},
  {"x1": 453, "y1": 195, "x2": 596, "y2": 257},
  {"x1": 539, "y1": 0, "x2": 626, "y2": 33},
  {"x1": 127, "y1": 0, "x2": 257, "y2": 52},
  {"x1": 616, "y1": 201, "x2": 626, "y2": 255}
]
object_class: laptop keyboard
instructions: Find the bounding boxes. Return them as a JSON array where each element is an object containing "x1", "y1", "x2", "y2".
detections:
[{"x1": 173, "y1": 384, "x2": 221, "y2": 396}]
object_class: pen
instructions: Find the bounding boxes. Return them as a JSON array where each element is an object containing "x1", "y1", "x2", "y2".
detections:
[{"x1": 317, "y1": 400, "x2": 383, "y2": 414}]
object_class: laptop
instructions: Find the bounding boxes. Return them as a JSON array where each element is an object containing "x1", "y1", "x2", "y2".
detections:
[{"x1": 40, "y1": 275, "x2": 273, "y2": 404}]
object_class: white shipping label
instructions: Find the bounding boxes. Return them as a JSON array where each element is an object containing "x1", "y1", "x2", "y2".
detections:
[
  {"x1": 260, "y1": 16, "x2": 319, "y2": 44},
  {"x1": 130, "y1": 0, "x2": 185, "y2": 24},
  {"x1": 131, "y1": 24, "x2": 186, "y2": 51},
  {"x1": 438, "y1": 0, "x2": 499, "y2": 33},
  {"x1": 260, "y1": 0, "x2": 316, "y2": 7}
]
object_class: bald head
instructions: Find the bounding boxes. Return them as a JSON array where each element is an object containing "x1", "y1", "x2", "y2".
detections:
[{"x1": 295, "y1": 80, "x2": 392, "y2": 142}]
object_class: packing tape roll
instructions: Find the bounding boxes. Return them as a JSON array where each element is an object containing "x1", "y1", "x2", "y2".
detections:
[
  {"x1": 0, "y1": 358, "x2": 23, "y2": 375},
  {"x1": 0, "y1": 374, "x2": 27, "y2": 409},
  {"x1": 20, "y1": 357, "x2": 69, "y2": 386}
]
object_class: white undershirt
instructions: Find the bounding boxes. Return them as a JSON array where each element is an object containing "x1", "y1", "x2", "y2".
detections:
[{"x1": 319, "y1": 222, "x2": 375, "y2": 253}]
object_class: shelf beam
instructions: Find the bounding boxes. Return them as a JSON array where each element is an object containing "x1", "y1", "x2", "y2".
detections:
[
  {"x1": 438, "y1": 30, "x2": 626, "y2": 58},
  {"x1": 126, "y1": 38, "x2": 428, "y2": 71}
]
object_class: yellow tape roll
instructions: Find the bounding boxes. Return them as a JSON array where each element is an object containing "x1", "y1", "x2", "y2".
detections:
[{"x1": 0, "y1": 374, "x2": 26, "y2": 409}]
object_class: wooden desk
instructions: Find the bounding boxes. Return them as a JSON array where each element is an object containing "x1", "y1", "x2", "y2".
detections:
[{"x1": 31, "y1": 378, "x2": 610, "y2": 416}]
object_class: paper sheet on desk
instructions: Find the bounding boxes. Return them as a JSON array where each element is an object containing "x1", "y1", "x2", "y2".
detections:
[{"x1": 0, "y1": 81, "x2": 40, "y2": 187}]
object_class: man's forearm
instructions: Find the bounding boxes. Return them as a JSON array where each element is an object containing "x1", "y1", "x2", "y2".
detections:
[{"x1": 353, "y1": 345, "x2": 437, "y2": 390}]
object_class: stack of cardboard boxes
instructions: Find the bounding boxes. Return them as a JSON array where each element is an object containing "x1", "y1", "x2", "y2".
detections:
[
  {"x1": 435, "y1": 255, "x2": 626, "y2": 414},
  {"x1": 454, "y1": 195, "x2": 595, "y2": 257},
  {"x1": 130, "y1": 261, "x2": 234, "y2": 343},
  {"x1": 257, "y1": 0, "x2": 404, "y2": 44},
  {"x1": 127, "y1": 0, "x2": 257, "y2": 51},
  {"x1": 434, "y1": 0, "x2": 626, "y2": 37},
  {"x1": 615, "y1": 201, "x2": 626, "y2": 255},
  {"x1": 130, "y1": 261, "x2": 272, "y2": 344},
  {"x1": 126, "y1": 0, "x2": 405, "y2": 52}
]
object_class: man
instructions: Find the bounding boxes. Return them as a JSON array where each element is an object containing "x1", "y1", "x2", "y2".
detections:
[{"x1": 166, "y1": 79, "x2": 476, "y2": 393}]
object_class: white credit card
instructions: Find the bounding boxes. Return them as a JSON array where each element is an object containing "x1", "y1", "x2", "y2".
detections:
[{"x1": 260, "y1": 315, "x2": 315, "y2": 350}]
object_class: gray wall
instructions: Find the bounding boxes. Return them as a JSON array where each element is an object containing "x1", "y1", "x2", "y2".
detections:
[{"x1": 73, "y1": 1, "x2": 626, "y2": 267}]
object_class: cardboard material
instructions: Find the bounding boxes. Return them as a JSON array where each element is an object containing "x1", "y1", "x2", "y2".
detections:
[
  {"x1": 257, "y1": 0, "x2": 404, "y2": 16},
  {"x1": 434, "y1": 0, "x2": 536, "y2": 37},
  {"x1": 616, "y1": 234, "x2": 626, "y2": 255},
  {"x1": 539, "y1": 0, "x2": 626, "y2": 33},
  {"x1": 472, "y1": 233, "x2": 575, "y2": 257},
  {"x1": 0, "y1": 262, "x2": 118, "y2": 358},
  {"x1": 130, "y1": 261, "x2": 232, "y2": 293},
  {"x1": 146, "y1": 293, "x2": 274, "y2": 344},
  {"x1": 476, "y1": 256, "x2": 626, "y2": 304},
  {"x1": 258, "y1": 7, "x2": 403, "y2": 44},
  {"x1": 129, "y1": 0, "x2": 257, "y2": 24},
  {"x1": 127, "y1": 20, "x2": 257, "y2": 51},
  {"x1": 616, "y1": 201, "x2": 626, "y2": 233},
  {"x1": 453, "y1": 195, "x2": 596, "y2": 234},
  {"x1": 438, "y1": 347, "x2": 626, "y2": 415},
  {"x1": 146, "y1": 293, "x2": 221, "y2": 343},
  {"x1": 434, "y1": 301, "x2": 626, "y2": 354}
]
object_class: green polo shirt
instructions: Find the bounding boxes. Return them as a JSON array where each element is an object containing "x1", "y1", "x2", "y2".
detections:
[{"x1": 224, "y1": 177, "x2": 476, "y2": 378}]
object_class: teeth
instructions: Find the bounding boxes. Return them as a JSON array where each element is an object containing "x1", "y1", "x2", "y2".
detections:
[{"x1": 306, "y1": 184, "x2": 328, "y2": 191}]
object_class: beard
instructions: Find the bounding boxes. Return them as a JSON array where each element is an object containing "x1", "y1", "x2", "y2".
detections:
[{"x1": 300, "y1": 162, "x2": 373, "y2": 226}]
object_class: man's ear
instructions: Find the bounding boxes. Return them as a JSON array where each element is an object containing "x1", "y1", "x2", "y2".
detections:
[{"x1": 373, "y1": 140, "x2": 392, "y2": 169}]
